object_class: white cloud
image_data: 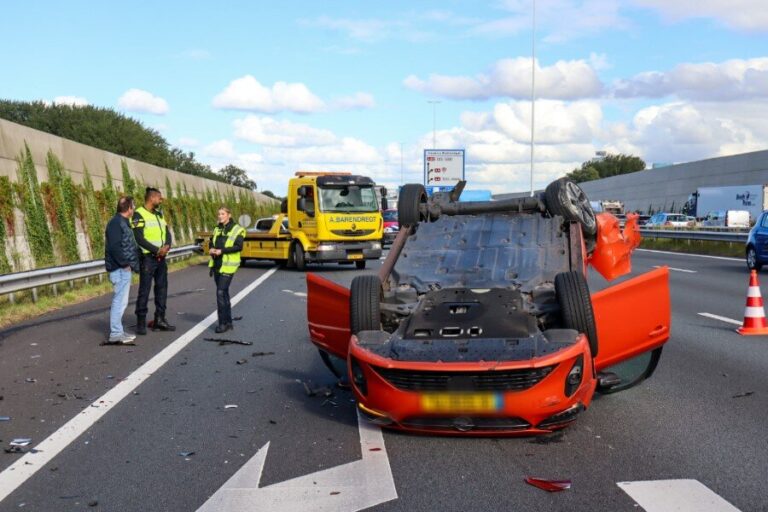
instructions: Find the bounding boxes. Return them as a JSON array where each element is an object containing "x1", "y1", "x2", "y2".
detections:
[
  {"x1": 614, "y1": 58, "x2": 768, "y2": 101},
  {"x1": 404, "y1": 58, "x2": 603, "y2": 100},
  {"x1": 331, "y1": 92, "x2": 376, "y2": 110},
  {"x1": 212, "y1": 75, "x2": 325, "y2": 113},
  {"x1": 299, "y1": 16, "x2": 410, "y2": 43},
  {"x1": 233, "y1": 116, "x2": 337, "y2": 147},
  {"x1": 117, "y1": 89, "x2": 169, "y2": 115},
  {"x1": 203, "y1": 139, "x2": 237, "y2": 159},
  {"x1": 180, "y1": 48, "x2": 211, "y2": 60},
  {"x1": 473, "y1": 0, "x2": 630, "y2": 42},
  {"x1": 633, "y1": 0, "x2": 768, "y2": 31},
  {"x1": 264, "y1": 137, "x2": 380, "y2": 165},
  {"x1": 53, "y1": 96, "x2": 88, "y2": 106}
]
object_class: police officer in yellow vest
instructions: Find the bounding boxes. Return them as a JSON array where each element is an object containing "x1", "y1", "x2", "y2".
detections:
[
  {"x1": 132, "y1": 187, "x2": 175, "y2": 335},
  {"x1": 209, "y1": 206, "x2": 246, "y2": 333}
]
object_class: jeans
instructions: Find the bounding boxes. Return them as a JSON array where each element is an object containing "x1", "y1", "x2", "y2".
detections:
[
  {"x1": 214, "y1": 272, "x2": 233, "y2": 326},
  {"x1": 135, "y1": 256, "x2": 168, "y2": 318},
  {"x1": 109, "y1": 268, "x2": 132, "y2": 337}
]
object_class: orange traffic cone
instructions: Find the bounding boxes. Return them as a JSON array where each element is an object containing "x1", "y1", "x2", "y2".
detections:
[{"x1": 737, "y1": 270, "x2": 768, "y2": 335}]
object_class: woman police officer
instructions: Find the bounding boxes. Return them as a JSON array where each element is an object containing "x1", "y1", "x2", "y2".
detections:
[{"x1": 208, "y1": 206, "x2": 246, "y2": 333}]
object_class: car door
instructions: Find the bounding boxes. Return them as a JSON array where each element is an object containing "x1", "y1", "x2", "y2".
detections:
[
  {"x1": 591, "y1": 266, "x2": 671, "y2": 392},
  {"x1": 757, "y1": 213, "x2": 768, "y2": 261},
  {"x1": 306, "y1": 273, "x2": 351, "y2": 359}
]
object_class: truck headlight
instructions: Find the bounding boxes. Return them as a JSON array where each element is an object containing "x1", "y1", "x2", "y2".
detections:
[
  {"x1": 316, "y1": 244, "x2": 337, "y2": 252},
  {"x1": 371, "y1": 242, "x2": 381, "y2": 250}
]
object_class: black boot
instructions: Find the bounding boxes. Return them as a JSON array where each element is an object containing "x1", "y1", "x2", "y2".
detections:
[
  {"x1": 152, "y1": 316, "x2": 176, "y2": 332},
  {"x1": 136, "y1": 316, "x2": 147, "y2": 336},
  {"x1": 214, "y1": 323, "x2": 228, "y2": 334}
]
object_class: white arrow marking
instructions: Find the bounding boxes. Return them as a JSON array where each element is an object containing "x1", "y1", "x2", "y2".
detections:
[
  {"x1": 196, "y1": 411, "x2": 397, "y2": 512},
  {"x1": 698, "y1": 312, "x2": 743, "y2": 326},
  {"x1": 618, "y1": 479, "x2": 741, "y2": 511}
]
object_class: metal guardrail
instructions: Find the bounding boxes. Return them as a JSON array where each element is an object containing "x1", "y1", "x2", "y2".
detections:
[
  {"x1": 0, "y1": 244, "x2": 199, "y2": 300},
  {"x1": 639, "y1": 228, "x2": 748, "y2": 243}
]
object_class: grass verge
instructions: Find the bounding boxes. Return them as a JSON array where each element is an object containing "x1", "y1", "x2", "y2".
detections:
[
  {"x1": 0, "y1": 255, "x2": 208, "y2": 330},
  {"x1": 639, "y1": 238, "x2": 744, "y2": 258}
]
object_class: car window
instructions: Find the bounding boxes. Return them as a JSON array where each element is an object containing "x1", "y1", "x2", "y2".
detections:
[{"x1": 761, "y1": 214, "x2": 768, "y2": 228}]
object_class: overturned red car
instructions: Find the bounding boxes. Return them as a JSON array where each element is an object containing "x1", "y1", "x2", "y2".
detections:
[{"x1": 307, "y1": 179, "x2": 670, "y2": 435}]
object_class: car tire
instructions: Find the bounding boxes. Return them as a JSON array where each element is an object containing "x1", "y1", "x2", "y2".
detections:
[
  {"x1": 545, "y1": 178, "x2": 598, "y2": 238},
  {"x1": 350, "y1": 275, "x2": 382, "y2": 334},
  {"x1": 355, "y1": 260, "x2": 367, "y2": 270},
  {"x1": 555, "y1": 271, "x2": 599, "y2": 357},
  {"x1": 747, "y1": 246, "x2": 762, "y2": 271},
  {"x1": 398, "y1": 184, "x2": 427, "y2": 226},
  {"x1": 293, "y1": 242, "x2": 306, "y2": 271}
]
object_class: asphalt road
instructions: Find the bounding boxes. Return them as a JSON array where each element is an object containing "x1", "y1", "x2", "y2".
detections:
[{"x1": 0, "y1": 249, "x2": 766, "y2": 511}]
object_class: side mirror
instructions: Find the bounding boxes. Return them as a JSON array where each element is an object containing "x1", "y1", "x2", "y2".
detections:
[
  {"x1": 381, "y1": 197, "x2": 388, "y2": 210},
  {"x1": 298, "y1": 197, "x2": 315, "y2": 217},
  {"x1": 298, "y1": 185, "x2": 312, "y2": 198}
]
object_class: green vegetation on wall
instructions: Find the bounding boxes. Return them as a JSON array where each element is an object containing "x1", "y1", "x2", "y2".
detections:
[
  {"x1": 81, "y1": 166, "x2": 105, "y2": 258},
  {"x1": 16, "y1": 144, "x2": 55, "y2": 267},
  {"x1": 45, "y1": 151, "x2": 79, "y2": 263},
  {"x1": 0, "y1": 176, "x2": 14, "y2": 273}
]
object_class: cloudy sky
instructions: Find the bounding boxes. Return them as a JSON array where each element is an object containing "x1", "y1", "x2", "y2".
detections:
[{"x1": 3, "y1": 0, "x2": 767, "y2": 194}]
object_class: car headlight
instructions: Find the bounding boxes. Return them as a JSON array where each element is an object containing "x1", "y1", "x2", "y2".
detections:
[{"x1": 564, "y1": 355, "x2": 583, "y2": 397}]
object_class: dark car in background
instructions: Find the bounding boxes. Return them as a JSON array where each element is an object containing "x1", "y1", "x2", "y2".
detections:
[
  {"x1": 746, "y1": 211, "x2": 768, "y2": 270},
  {"x1": 382, "y1": 208, "x2": 399, "y2": 246}
]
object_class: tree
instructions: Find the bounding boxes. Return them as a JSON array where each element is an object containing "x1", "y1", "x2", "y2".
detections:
[
  {"x1": 566, "y1": 154, "x2": 646, "y2": 183},
  {"x1": 218, "y1": 164, "x2": 257, "y2": 190},
  {"x1": 261, "y1": 190, "x2": 278, "y2": 199}
]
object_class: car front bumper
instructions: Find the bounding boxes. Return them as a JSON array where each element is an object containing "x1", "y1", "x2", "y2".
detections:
[{"x1": 347, "y1": 334, "x2": 597, "y2": 436}]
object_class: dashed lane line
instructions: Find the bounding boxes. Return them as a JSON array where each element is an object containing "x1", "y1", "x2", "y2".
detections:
[
  {"x1": 638, "y1": 249, "x2": 742, "y2": 262},
  {"x1": 653, "y1": 265, "x2": 697, "y2": 273},
  {"x1": 618, "y1": 479, "x2": 741, "y2": 511},
  {"x1": 0, "y1": 267, "x2": 279, "y2": 505},
  {"x1": 698, "y1": 312, "x2": 743, "y2": 326}
]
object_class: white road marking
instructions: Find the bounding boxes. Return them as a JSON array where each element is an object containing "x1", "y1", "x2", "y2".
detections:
[
  {"x1": 653, "y1": 265, "x2": 697, "y2": 273},
  {"x1": 638, "y1": 249, "x2": 742, "y2": 262},
  {"x1": 196, "y1": 410, "x2": 397, "y2": 512},
  {"x1": 0, "y1": 267, "x2": 279, "y2": 505},
  {"x1": 282, "y1": 289, "x2": 307, "y2": 297},
  {"x1": 698, "y1": 312, "x2": 743, "y2": 326},
  {"x1": 618, "y1": 479, "x2": 741, "y2": 511}
]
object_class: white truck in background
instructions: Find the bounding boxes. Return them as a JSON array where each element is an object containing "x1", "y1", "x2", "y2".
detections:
[{"x1": 684, "y1": 184, "x2": 768, "y2": 223}]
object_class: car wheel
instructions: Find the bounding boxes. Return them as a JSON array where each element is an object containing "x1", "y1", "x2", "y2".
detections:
[
  {"x1": 555, "y1": 271, "x2": 599, "y2": 357},
  {"x1": 355, "y1": 260, "x2": 367, "y2": 270},
  {"x1": 545, "y1": 178, "x2": 598, "y2": 238},
  {"x1": 350, "y1": 275, "x2": 382, "y2": 334},
  {"x1": 747, "y1": 246, "x2": 762, "y2": 271},
  {"x1": 293, "y1": 242, "x2": 306, "y2": 271},
  {"x1": 398, "y1": 184, "x2": 427, "y2": 226}
]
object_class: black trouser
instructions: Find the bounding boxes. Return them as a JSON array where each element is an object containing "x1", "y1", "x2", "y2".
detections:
[
  {"x1": 135, "y1": 255, "x2": 168, "y2": 318},
  {"x1": 214, "y1": 271, "x2": 233, "y2": 326}
]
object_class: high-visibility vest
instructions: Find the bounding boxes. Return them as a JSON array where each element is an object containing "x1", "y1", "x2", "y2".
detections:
[
  {"x1": 133, "y1": 206, "x2": 168, "y2": 254},
  {"x1": 209, "y1": 223, "x2": 246, "y2": 275}
]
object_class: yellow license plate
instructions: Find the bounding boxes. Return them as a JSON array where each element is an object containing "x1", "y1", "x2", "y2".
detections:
[
  {"x1": 421, "y1": 393, "x2": 501, "y2": 413},
  {"x1": 347, "y1": 254, "x2": 363, "y2": 260}
]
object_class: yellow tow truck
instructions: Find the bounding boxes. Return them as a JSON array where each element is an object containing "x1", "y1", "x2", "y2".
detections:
[{"x1": 199, "y1": 171, "x2": 383, "y2": 270}]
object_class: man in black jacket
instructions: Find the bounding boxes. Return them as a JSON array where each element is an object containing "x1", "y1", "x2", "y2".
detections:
[{"x1": 104, "y1": 196, "x2": 140, "y2": 344}]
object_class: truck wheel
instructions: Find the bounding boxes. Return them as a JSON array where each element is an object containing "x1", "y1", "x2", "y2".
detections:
[
  {"x1": 355, "y1": 260, "x2": 367, "y2": 270},
  {"x1": 545, "y1": 178, "x2": 597, "y2": 238},
  {"x1": 398, "y1": 184, "x2": 427, "y2": 226},
  {"x1": 555, "y1": 271, "x2": 599, "y2": 357},
  {"x1": 350, "y1": 275, "x2": 381, "y2": 334},
  {"x1": 747, "y1": 246, "x2": 762, "y2": 271},
  {"x1": 293, "y1": 242, "x2": 306, "y2": 271}
]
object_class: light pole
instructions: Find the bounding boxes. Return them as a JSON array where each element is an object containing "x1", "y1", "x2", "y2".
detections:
[
  {"x1": 529, "y1": 0, "x2": 536, "y2": 197},
  {"x1": 427, "y1": 100, "x2": 441, "y2": 149}
]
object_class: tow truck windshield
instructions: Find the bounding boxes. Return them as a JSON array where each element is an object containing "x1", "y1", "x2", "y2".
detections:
[{"x1": 318, "y1": 185, "x2": 378, "y2": 213}]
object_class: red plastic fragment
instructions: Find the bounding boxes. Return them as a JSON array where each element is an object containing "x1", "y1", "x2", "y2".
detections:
[
  {"x1": 524, "y1": 477, "x2": 572, "y2": 492},
  {"x1": 369, "y1": 447, "x2": 382, "y2": 451}
]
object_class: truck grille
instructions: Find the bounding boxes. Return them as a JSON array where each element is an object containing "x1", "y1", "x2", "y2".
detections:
[
  {"x1": 331, "y1": 229, "x2": 375, "y2": 237},
  {"x1": 373, "y1": 366, "x2": 556, "y2": 392}
]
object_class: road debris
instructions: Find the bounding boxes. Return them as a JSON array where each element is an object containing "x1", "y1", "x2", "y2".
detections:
[
  {"x1": 10, "y1": 439, "x2": 32, "y2": 447},
  {"x1": 302, "y1": 382, "x2": 334, "y2": 398},
  {"x1": 524, "y1": 477, "x2": 572, "y2": 492},
  {"x1": 204, "y1": 338, "x2": 253, "y2": 346},
  {"x1": 88, "y1": 500, "x2": 98, "y2": 507},
  {"x1": 269, "y1": 420, "x2": 277, "y2": 425},
  {"x1": 0, "y1": 416, "x2": 10, "y2": 421},
  {"x1": 25, "y1": 378, "x2": 36, "y2": 383},
  {"x1": 252, "y1": 351, "x2": 275, "y2": 357},
  {"x1": 179, "y1": 451, "x2": 195, "y2": 457},
  {"x1": 233, "y1": 316, "x2": 243, "y2": 321},
  {"x1": 732, "y1": 391, "x2": 754, "y2": 398},
  {"x1": 224, "y1": 404, "x2": 238, "y2": 409},
  {"x1": 330, "y1": 491, "x2": 341, "y2": 496},
  {"x1": 236, "y1": 358, "x2": 248, "y2": 365}
]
